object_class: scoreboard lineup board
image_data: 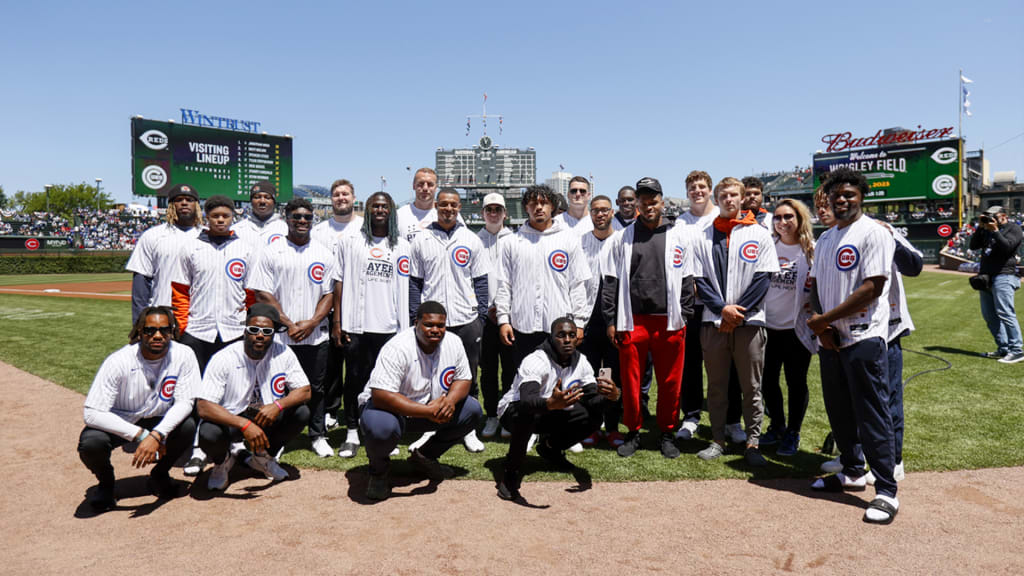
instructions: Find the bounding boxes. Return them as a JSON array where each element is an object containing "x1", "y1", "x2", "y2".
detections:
[
  {"x1": 813, "y1": 138, "x2": 961, "y2": 203},
  {"x1": 131, "y1": 117, "x2": 294, "y2": 202},
  {"x1": 436, "y1": 137, "x2": 536, "y2": 188}
]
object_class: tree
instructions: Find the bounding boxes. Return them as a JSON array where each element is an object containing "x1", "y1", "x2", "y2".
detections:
[
  {"x1": 0, "y1": 184, "x2": 6, "y2": 209},
  {"x1": 14, "y1": 182, "x2": 114, "y2": 217}
]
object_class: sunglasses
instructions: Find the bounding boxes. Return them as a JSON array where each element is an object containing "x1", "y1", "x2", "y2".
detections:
[
  {"x1": 142, "y1": 326, "x2": 172, "y2": 336},
  {"x1": 484, "y1": 206, "x2": 504, "y2": 214},
  {"x1": 288, "y1": 214, "x2": 314, "y2": 221},
  {"x1": 592, "y1": 207, "x2": 612, "y2": 215},
  {"x1": 245, "y1": 326, "x2": 277, "y2": 336},
  {"x1": 568, "y1": 189, "x2": 589, "y2": 196},
  {"x1": 773, "y1": 214, "x2": 796, "y2": 222}
]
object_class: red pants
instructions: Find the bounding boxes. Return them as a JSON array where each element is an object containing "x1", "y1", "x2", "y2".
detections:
[{"x1": 618, "y1": 315, "x2": 685, "y2": 433}]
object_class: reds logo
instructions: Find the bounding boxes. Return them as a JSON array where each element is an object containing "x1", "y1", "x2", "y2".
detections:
[
  {"x1": 937, "y1": 224, "x2": 953, "y2": 238},
  {"x1": 225, "y1": 258, "x2": 246, "y2": 281},
  {"x1": 396, "y1": 255, "x2": 411, "y2": 277},
  {"x1": 24, "y1": 238, "x2": 40, "y2": 251},
  {"x1": 439, "y1": 366, "x2": 457, "y2": 391},
  {"x1": 270, "y1": 372, "x2": 287, "y2": 399},
  {"x1": 836, "y1": 245, "x2": 860, "y2": 271},
  {"x1": 158, "y1": 376, "x2": 176, "y2": 402},
  {"x1": 672, "y1": 246, "x2": 684, "y2": 268},
  {"x1": 308, "y1": 262, "x2": 325, "y2": 284},
  {"x1": 451, "y1": 245, "x2": 471, "y2": 267},
  {"x1": 739, "y1": 241, "x2": 760, "y2": 263},
  {"x1": 548, "y1": 249, "x2": 569, "y2": 272}
]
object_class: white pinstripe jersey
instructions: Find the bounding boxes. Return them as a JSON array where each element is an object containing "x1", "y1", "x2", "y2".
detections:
[
  {"x1": 693, "y1": 222, "x2": 780, "y2": 325},
  {"x1": 410, "y1": 223, "x2": 489, "y2": 327},
  {"x1": 232, "y1": 214, "x2": 288, "y2": 248},
  {"x1": 810, "y1": 215, "x2": 894, "y2": 347},
  {"x1": 312, "y1": 215, "x2": 365, "y2": 253},
  {"x1": 673, "y1": 206, "x2": 719, "y2": 307},
  {"x1": 496, "y1": 348, "x2": 596, "y2": 418},
  {"x1": 198, "y1": 340, "x2": 309, "y2": 416},
  {"x1": 556, "y1": 211, "x2": 594, "y2": 237},
  {"x1": 125, "y1": 223, "x2": 200, "y2": 308},
  {"x1": 495, "y1": 219, "x2": 592, "y2": 332},
  {"x1": 246, "y1": 238, "x2": 335, "y2": 346},
  {"x1": 477, "y1": 226, "x2": 514, "y2": 308},
  {"x1": 580, "y1": 229, "x2": 617, "y2": 315},
  {"x1": 172, "y1": 232, "x2": 253, "y2": 343},
  {"x1": 888, "y1": 226, "x2": 919, "y2": 341},
  {"x1": 83, "y1": 341, "x2": 199, "y2": 438},
  {"x1": 396, "y1": 204, "x2": 465, "y2": 244},
  {"x1": 358, "y1": 327, "x2": 471, "y2": 406}
]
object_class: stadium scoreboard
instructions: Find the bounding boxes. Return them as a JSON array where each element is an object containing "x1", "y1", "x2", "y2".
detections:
[
  {"x1": 436, "y1": 136, "x2": 536, "y2": 188},
  {"x1": 131, "y1": 117, "x2": 294, "y2": 202}
]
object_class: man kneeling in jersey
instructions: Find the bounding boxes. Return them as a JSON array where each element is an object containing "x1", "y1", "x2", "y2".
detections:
[
  {"x1": 78, "y1": 306, "x2": 200, "y2": 511},
  {"x1": 358, "y1": 301, "x2": 483, "y2": 501},
  {"x1": 196, "y1": 304, "x2": 311, "y2": 491},
  {"x1": 496, "y1": 317, "x2": 620, "y2": 501}
]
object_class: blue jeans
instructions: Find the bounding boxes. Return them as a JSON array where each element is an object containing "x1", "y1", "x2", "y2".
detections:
[{"x1": 980, "y1": 274, "x2": 1023, "y2": 355}]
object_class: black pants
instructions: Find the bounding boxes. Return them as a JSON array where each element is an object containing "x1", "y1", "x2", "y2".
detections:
[
  {"x1": 682, "y1": 305, "x2": 742, "y2": 424},
  {"x1": 198, "y1": 405, "x2": 311, "y2": 464},
  {"x1": 511, "y1": 329, "x2": 548, "y2": 370},
  {"x1": 291, "y1": 342, "x2": 329, "y2": 438},
  {"x1": 78, "y1": 415, "x2": 196, "y2": 486},
  {"x1": 323, "y1": 337, "x2": 345, "y2": 423},
  {"x1": 578, "y1": 316, "x2": 622, "y2": 432},
  {"x1": 449, "y1": 320, "x2": 483, "y2": 399},
  {"x1": 480, "y1": 319, "x2": 516, "y2": 417},
  {"x1": 179, "y1": 332, "x2": 239, "y2": 374},
  {"x1": 761, "y1": 328, "x2": 811, "y2": 434},
  {"x1": 500, "y1": 401, "x2": 603, "y2": 475},
  {"x1": 343, "y1": 332, "x2": 394, "y2": 429}
]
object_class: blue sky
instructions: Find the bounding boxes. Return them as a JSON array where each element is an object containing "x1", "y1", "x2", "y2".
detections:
[{"x1": 1, "y1": 1, "x2": 1021, "y2": 205}]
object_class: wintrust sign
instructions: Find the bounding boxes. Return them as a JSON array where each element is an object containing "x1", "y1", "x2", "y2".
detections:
[
  {"x1": 180, "y1": 108, "x2": 262, "y2": 134},
  {"x1": 821, "y1": 126, "x2": 955, "y2": 153}
]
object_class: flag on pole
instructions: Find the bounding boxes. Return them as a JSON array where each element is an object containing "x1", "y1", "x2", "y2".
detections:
[
  {"x1": 960, "y1": 74, "x2": 973, "y2": 84},
  {"x1": 962, "y1": 85, "x2": 972, "y2": 117}
]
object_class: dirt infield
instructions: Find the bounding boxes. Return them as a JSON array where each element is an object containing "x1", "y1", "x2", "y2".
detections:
[
  {"x1": 0, "y1": 280, "x2": 131, "y2": 300},
  {"x1": 3, "y1": 362, "x2": 1021, "y2": 575}
]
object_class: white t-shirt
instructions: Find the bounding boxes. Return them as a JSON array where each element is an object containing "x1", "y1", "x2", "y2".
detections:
[
  {"x1": 358, "y1": 328, "x2": 471, "y2": 406},
  {"x1": 765, "y1": 241, "x2": 805, "y2": 331},
  {"x1": 125, "y1": 223, "x2": 200, "y2": 308},
  {"x1": 496, "y1": 348, "x2": 596, "y2": 418},
  {"x1": 198, "y1": 340, "x2": 310, "y2": 416},
  {"x1": 363, "y1": 236, "x2": 401, "y2": 333}
]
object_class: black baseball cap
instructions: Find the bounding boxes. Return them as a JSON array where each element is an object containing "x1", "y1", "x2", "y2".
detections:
[
  {"x1": 250, "y1": 181, "x2": 277, "y2": 198},
  {"x1": 168, "y1": 184, "x2": 199, "y2": 201},
  {"x1": 246, "y1": 303, "x2": 287, "y2": 331},
  {"x1": 635, "y1": 177, "x2": 662, "y2": 196}
]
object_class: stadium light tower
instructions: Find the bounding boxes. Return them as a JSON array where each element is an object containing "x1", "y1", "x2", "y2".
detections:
[
  {"x1": 95, "y1": 178, "x2": 103, "y2": 211},
  {"x1": 44, "y1": 184, "x2": 51, "y2": 213}
]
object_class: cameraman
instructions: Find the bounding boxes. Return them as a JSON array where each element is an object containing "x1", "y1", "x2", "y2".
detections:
[{"x1": 969, "y1": 206, "x2": 1023, "y2": 364}]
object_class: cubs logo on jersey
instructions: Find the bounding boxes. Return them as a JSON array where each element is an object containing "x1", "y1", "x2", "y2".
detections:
[
  {"x1": 270, "y1": 372, "x2": 288, "y2": 399},
  {"x1": 672, "y1": 245, "x2": 685, "y2": 268},
  {"x1": 739, "y1": 240, "x2": 760, "y2": 263},
  {"x1": 267, "y1": 234, "x2": 284, "y2": 244},
  {"x1": 396, "y1": 255, "x2": 411, "y2": 277},
  {"x1": 836, "y1": 245, "x2": 859, "y2": 271},
  {"x1": 451, "y1": 246, "x2": 471, "y2": 267},
  {"x1": 564, "y1": 378, "x2": 582, "y2": 392},
  {"x1": 158, "y1": 376, "x2": 177, "y2": 402},
  {"x1": 308, "y1": 262, "x2": 326, "y2": 284},
  {"x1": 548, "y1": 249, "x2": 569, "y2": 272},
  {"x1": 225, "y1": 258, "x2": 246, "y2": 281},
  {"x1": 439, "y1": 366, "x2": 457, "y2": 391}
]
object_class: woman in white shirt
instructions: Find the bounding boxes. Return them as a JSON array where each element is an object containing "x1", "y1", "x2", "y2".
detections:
[{"x1": 760, "y1": 198, "x2": 817, "y2": 456}]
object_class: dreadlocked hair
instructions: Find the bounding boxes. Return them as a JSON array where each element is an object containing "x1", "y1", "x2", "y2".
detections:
[
  {"x1": 362, "y1": 191, "x2": 399, "y2": 249},
  {"x1": 166, "y1": 200, "x2": 205, "y2": 228},
  {"x1": 129, "y1": 306, "x2": 180, "y2": 344}
]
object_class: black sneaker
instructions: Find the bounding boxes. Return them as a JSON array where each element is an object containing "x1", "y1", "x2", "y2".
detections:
[
  {"x1": 536, "y1": 437, "x2": 573, "y2": 470},
  {"x1": 366, "y1": 473, "x2": 390, "y2": 501},
  {"x1": 408, "y1": 449, "x2": 455, "y2": 481},
  {"x1": 497, "y1": 470, "x2": 521, "y2": 501},
  {"x1": 759, "y1": 428, "x2": 782, "y2": 446},
  {"x1": 183, "y1": 456, "x2": 206, "y2": 477},
  {"x1": 660, "y1": 433, "x2": 680, "y2": 459},
  {"x1": 89, "y1": 481, "x2": 116, "y2": 512},
  {"x1": 998, "y1": 351, "x2": 1024, "y2": 364},
  {"x1": 744, "y1": 446, "x2": 768, "y2": 467},
  {"x1": 981, "y1": 350, "x2": 1007, "y2": 359},
  {"x1": 617, "y1": 431, "x2": 641, "y2": 457},
  {"x1": 147, "y1": 472, "x2": 184, "y2": 500}
]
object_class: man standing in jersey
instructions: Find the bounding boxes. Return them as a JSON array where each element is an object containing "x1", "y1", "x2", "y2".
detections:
[
  {"x1": 232, "y1": 180, "x2": 288, "y2": 248},
  {"x1": 197, "y1": 304, "x2": 312, "y2": 491},
  {"x1": 612, "y1": 185, "x2": 637, "y2": 231},
  {"x1": 358, "y1": 301, "x2": 482, "y2": 501},
  {"x1": 311, "y1": 179, "x2": 365, "y2": 431},
  {"x1": 78, "y1": 307, "x2": 199, "y2": 511},
  {"x1": 556, "y1": 176, "x2": 595, "y2": 236},
  {"x1": 477, "y1": 193, "x2": 516, "y2": 439},
  {"x1": 578, "y1": 195, "x2": 623, "y2": 447},
  {"x1": 332, "y1": 191, "x2": 411, "y2": 458},
  {"x1": 248, "y1": 198, "x2": 335, "y2": 458},
  {"x1": 496, "y1": 184, "x2": 591, "y2": 365},
  {"x1": 741, "y1": 176, "x2": 772, "y2": 229},
  {"x1": 807, "y1": 167, "x2": 899, "y2": 525},
  {"x1": 603, "y1": 177, "x2": 695, "y2": 459},
  {"x1": 126, "y1": 184, "x2": 202, "y2": 323},
  {"x1": 408, "y1": 188, "x2": 490, "y2": 453},
  {"x1": 692, "y1": 177, "x2": 778, "y2": 466}
]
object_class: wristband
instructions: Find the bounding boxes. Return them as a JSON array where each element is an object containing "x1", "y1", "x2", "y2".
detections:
[
  {"x1": 274, "y1": 400, "x2": 284, "y2": 411},
  {"x1": 137, "y1": 429, "x2": 149, "y2": 442},
  {"x1": 241, "y1": 420, "x2": 252, "y2": 432}
]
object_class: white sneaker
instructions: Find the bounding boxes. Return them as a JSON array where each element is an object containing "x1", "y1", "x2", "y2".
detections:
[
  {"x1": 675, "y1": 419, "x2": 698, "y2": 440},
  {"x1": 865, "y1": 470, "x2": 876, "y2": 486},
  {"x1": 725, "y1": 423, "x2": 747, "y2": 444},
  {"x1": 500, "y1": 427, "x2": 512, "y2": 439},
  {"x1": 821, "y1": 455, "x2": 843, "y2": 474},
  {"x1": 463, "y1": 430, "x2": 485, "y2": 453},
  {"x1": 526, "y1": 433, "x2": 539, "y2": 452},
  {"x1": 389, "y1": 447, "x2": 400, "y2": 457},
  {"x1": 481, "y1": 417, "x2": 501, "y2": 438},
  {"x1": 311, "y1": 437, "x2": 334, "y2": 458},
  {"x1": 567, "y1": 442, "x2": 584, "y2": 454},
  {"x1": 894, "y1": 461, "x2": 905, "y2": 482},
  {"x1": 246, "y1": 452, "x2": 288, "y2": 481},
  {"x1": 229, "y1": 441, "x2": 247, "y2": 457},
  {"x1": 325, "y1": 414, "x2": 339, "y2": 429},
  {"x1": 207, "y1": 453, "x2": 235, "y2": 491},
  {"x1": 409, "y1": 431, "x2": 435, "y2": 452}
]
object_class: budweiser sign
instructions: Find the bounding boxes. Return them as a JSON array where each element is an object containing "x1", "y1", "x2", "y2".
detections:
[{"x1": 821, "y1": 126, "x2": 955, "y2": 153}]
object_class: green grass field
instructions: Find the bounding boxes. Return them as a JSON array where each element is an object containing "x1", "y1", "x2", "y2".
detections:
[
  {"x1": 0, "y1": 272, "x2": 132, "y2": 286},
  {"x1": 1, "y1": 271, "x2": 1021, "y2": 483}
]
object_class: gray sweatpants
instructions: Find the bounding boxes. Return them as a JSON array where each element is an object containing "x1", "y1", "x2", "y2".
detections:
[{"x1": 701, "y1": 324, "x2": 766, "y2": 447}]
